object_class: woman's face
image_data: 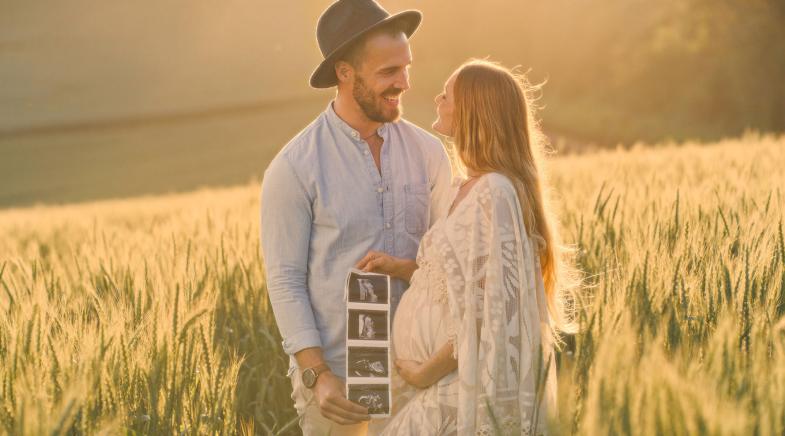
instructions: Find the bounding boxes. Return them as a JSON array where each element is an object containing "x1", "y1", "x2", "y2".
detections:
[{"x1": 432, "y1": 71, "x2": 457, "y2": 136}]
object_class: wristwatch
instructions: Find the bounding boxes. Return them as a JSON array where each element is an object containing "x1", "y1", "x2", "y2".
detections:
[{"x1": 302, "y1": 363, "x2": 331, "y2": 389}]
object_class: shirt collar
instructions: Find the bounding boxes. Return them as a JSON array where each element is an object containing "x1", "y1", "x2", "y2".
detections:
[{"x1": 325, "y1": 101, "x2": 389, "y2": 143}]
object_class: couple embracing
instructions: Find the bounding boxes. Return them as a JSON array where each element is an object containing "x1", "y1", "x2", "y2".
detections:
[{"x1": 261, "y1": 1, "x2": 575, "y2": 434}]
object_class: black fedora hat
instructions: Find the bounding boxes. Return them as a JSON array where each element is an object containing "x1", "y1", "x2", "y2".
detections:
[{"x1": 310, "y1": 0, "x2": 422, "y2": 88}]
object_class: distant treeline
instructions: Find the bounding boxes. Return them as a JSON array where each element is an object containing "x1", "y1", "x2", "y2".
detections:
[
  {"x1": 384, "y1": 0, "x2": 785, "y2": 144},
  {"x1": 3, "y1": 0, "x2": 782, "y2": 145}
]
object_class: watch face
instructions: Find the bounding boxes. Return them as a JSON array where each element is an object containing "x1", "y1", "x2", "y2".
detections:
[{"x1": 302, "y1": 368, "x2": 316, "y2": 388}]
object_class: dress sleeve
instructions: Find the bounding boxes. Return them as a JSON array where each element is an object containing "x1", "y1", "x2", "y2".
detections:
[{"x1": 433, "y1": 176, "x2": 553, "y2": 436}]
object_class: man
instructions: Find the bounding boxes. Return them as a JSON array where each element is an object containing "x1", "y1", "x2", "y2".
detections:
[{"x1": 260, "y1": 0, "x2": 452, "y2": 434}]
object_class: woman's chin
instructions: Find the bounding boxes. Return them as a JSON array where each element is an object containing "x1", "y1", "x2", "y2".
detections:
[{"x1": 432, "y1": 121, "x2": 448, "y2": 136}]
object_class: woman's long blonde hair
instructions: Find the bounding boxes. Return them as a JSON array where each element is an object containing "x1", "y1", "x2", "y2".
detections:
[{"x1": 451, "y1": 59, "x2": 577, "y2": 338}]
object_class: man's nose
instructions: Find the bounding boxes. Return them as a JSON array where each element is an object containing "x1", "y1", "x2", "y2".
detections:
[{"x1": 396, "y1": 69, "x2": 410, "y2": 92}]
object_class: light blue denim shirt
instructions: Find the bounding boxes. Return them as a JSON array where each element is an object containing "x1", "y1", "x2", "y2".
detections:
[{"x1": 261, "y1": 102, "x2": 453, "y2": 376}]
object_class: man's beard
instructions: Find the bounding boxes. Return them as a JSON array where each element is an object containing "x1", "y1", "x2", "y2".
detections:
[{"x1": 353, "y1": 75, "x2": 403, "y2": 123}]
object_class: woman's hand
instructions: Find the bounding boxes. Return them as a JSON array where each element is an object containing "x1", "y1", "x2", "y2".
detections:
[
  {"x1": 355, "y1": 251, "x2": 417, "y2": 282},
  {"x1": 395, "y1": 343, "x2": 458, "y2": 389},
  {"x1": 394, "y1": 359, "x2": 435, "y2": 389}
]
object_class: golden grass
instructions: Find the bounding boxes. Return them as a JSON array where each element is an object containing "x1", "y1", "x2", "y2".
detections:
[{"x1": 1, "y1": 133, "x2": 783, "y2": 434}]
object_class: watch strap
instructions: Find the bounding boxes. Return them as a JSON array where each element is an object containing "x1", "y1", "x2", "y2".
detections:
[{"x1": 310, "y1": 363, "x2": 330, "y2": 378}]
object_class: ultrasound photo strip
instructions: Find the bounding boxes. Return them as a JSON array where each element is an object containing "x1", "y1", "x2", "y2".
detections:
[{"x1": 345, "y1": 268, "x2": 392, "y2": 418}]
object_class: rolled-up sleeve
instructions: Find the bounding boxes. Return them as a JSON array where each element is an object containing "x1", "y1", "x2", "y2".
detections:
[{"x1": 260, "y1": 155, "x2": 322, "y2": 355}]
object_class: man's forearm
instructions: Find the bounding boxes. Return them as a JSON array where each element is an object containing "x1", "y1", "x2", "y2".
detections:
[{"x1": 295, "y1": 347, "x2": 328, "y2": 370}]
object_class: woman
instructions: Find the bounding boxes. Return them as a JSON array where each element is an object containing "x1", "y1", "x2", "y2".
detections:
[{"x1": 356, "y1": 59, "x2": 576, "y2": 435}]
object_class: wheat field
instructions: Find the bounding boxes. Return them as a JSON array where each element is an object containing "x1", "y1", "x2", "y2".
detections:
[{"x1": 1, "y1": 134, "x2": 783, "y2": 434}]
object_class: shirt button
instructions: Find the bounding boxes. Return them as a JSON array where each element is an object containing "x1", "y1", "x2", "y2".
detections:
[
  {"x1": 385, "y1": 223, "x2": 391, "y2": 229},
  {"x1": 364, "y1": 150, "x2": 369, "y2": 155},
  {"x1": 377, "y1": 187, "x2": 384, "y2": 193}
]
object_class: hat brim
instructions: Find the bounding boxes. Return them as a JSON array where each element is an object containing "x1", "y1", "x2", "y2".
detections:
[{"x1": 309, "y1": 10, "x2": 422, "y2": 89}]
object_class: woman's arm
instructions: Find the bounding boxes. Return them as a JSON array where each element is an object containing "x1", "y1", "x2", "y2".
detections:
[
  {"x1": 355, "y1": 251, "x2": 418, "y2": 282},
  {"x1": 395, "y1": 342, "x2": 458, "y2": 389}
]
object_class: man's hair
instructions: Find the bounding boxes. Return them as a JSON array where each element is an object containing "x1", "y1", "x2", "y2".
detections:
[{"x1": 335, "y1": 20, "x2": 409, "y2": 70}]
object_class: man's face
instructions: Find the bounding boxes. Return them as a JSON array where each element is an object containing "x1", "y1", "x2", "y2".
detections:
[{"x1": 351, "y1": 32, "x2": 412, "y2": 123}]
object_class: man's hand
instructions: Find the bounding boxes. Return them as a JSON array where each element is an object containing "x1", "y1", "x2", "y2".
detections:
[
  {"x1": 313, "y1": 371, "x2": 370, "y2": 425},
  {"x1": 356, "y1": 251, "x2": 417, "y2": 282}
]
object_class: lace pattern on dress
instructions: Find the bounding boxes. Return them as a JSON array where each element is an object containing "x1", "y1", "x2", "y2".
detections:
[
  {"x1": 433, "y1": 174, "x2": 554, "y2": 435},
  {"x1": 379, "y1": 174, "x2": 555, "y2": 436},
  {"x1": 415, "y1": 249, "x2": 457, "y2": 353}
]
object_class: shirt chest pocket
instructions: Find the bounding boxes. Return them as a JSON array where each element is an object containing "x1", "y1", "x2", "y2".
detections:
[{"x1": 404, "y1": 183, "x2": 430, "y2": 235}]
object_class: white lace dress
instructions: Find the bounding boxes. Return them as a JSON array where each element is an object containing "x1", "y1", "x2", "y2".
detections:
[{"x1": 372, "y1": 173, "x2": 556, "y2": 436}]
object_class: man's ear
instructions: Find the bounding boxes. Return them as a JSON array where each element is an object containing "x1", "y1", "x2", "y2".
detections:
[{"x1": 335, "y1": 61, "x2": 354, "y2": 84}]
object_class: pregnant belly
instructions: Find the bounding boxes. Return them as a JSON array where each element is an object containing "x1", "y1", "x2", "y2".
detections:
[{"x1": 392, "y1": 282, "x2": 451, "y2": 363}]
